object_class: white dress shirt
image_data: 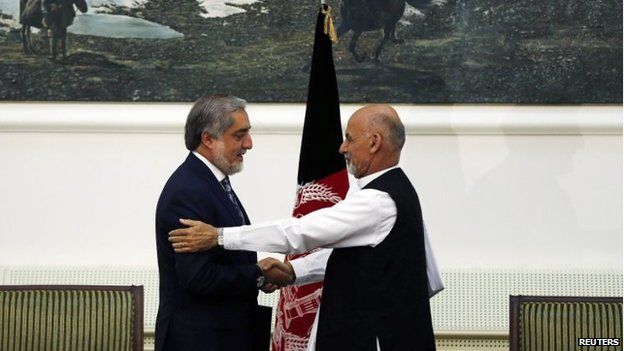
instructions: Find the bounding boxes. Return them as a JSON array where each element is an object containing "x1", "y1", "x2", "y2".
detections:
[
  {"x1": 223, "y1": 166, "x2": 443, "y2": 294},
  {"x1": 192, "y1": 151, "x2": 226, "y2": 183}
]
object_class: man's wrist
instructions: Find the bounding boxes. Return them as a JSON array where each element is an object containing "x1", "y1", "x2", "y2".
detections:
[
  {"x1": 217, "y1": 227, "x2": 224, "y2": 246},
  {"x1": 285, "y1": 262, "x2": 296, "y2": 285}
]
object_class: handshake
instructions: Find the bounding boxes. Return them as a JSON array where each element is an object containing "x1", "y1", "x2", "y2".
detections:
[{"x1": 256, "y1": 257, "x2": 296, "y2": 293}]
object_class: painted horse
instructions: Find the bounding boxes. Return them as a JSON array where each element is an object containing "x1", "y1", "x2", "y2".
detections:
[
  {"x1": 337, "y1": 0, "x2": 440, "y2": 62},
  {"x1": 20, "y1": 0, "x2": 88, "y2": 60}
]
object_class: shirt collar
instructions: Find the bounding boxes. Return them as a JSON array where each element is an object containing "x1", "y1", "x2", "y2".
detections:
[
  {"x1": 356, "y1": 165, "x2": 400, "y2": 189},
  {"x1": 192, "y1": 151, "x2": 227, "y2": 183}
]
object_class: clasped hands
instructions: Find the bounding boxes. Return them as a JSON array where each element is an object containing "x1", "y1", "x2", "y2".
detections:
[
  {"x1": 169, "y1": 219, "x2": 295, "y2": 293},
  {"x1": 256, "y1": 257, "x2": 295, "y2": 293}
]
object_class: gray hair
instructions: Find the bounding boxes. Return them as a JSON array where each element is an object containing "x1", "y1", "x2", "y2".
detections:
[
  {"x1": 370, "y1": 113, "x2": 406, "y2": 152},
  {"x1": 184, "y1": 94, "x2": 247, "y2": 151}
]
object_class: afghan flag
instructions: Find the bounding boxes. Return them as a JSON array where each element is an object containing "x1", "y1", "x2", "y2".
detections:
[{"x1": 271, "y1": 5, "x2": 348, "y2": 351}]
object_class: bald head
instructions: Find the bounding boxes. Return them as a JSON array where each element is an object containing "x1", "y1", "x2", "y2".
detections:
[
  {"x1": 339, "y1": 104, "x2": 406, "y2": 178},
  {"x1": 353, "y1": 104, "x2": 406, "y2": 153}
]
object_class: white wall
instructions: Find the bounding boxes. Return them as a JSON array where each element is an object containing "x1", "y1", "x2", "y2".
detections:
[{"x1": 0, "y1": 104, "x2": 621, "y2": 271}]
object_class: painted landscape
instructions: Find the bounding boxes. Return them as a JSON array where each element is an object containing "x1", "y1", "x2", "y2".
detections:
[{"x1": 0, "y1": 0, "x2": 621, "y2": 103}]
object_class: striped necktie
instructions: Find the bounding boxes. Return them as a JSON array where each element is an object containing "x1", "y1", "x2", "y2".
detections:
[{"x1": 221, "y1": 177, "x2": 245, "y2": 223}]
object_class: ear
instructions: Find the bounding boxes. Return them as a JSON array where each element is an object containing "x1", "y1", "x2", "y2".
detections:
[
  {"x1": 200, "y1": 132, "x2": 216, "y2": 150},
  {"x1": 369, "y1": 133, "x2": 382, "y2": 154}
]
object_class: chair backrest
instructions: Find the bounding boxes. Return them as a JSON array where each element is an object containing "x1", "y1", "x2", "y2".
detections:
[
  {"x1": 0, "y1": 285, "x2": 143, "y2": 351},
  {"x1": 509, "y1": 295, "x2": 622, "y2": 351}
]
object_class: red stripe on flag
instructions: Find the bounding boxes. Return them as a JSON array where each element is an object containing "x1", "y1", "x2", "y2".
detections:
[{"x1": 272, "y1": 169, "x2": 348, "y2": 351}]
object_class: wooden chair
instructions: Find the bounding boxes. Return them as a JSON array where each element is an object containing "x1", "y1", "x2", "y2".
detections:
[
  {"x1": 0, "y1": 285, "x2": 143, "y2": 351},
  {"x1": 510, "y1": 295, "x2": 622, "y2": 351}
]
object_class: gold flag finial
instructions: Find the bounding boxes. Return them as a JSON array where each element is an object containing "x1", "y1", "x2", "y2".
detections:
[{"x1": 321, "y1": 4, "x2": 339, "y2": 44}]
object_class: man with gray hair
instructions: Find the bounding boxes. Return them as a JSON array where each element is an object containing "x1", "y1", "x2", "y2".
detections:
[
  {"x1": 154, "y1": 94, "x2": 290, "y2": 351},
  {"x1": 170, "y1": 104, "x2": 439, "y2": 350}
]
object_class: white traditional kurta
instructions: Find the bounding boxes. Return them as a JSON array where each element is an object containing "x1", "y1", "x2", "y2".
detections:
[
  {"x1": 223, "y1": 166, "x2": 443, "y2": 351},
  {"x1": 224, "y1": 167, "x2": 397, "y2": 252}
]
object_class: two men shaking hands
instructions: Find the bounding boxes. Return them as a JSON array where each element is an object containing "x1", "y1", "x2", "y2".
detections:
[{"x1": 156, "y1": 97, "x2": 441, "y2": 351}]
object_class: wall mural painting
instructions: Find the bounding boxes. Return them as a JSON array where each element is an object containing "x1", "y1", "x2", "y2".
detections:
[{"x1": 0, "y1": 0, "x2": 621, "y2": 103}]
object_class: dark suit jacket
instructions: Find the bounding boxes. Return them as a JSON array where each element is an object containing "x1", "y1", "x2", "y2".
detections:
[{"x1": 155, "y1": 152, "x2": 259, "y2": 351}]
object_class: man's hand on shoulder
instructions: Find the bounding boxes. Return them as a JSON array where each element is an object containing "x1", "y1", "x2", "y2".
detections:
[{"x1": 169, "y1": 218, "x2": 219, "y2": 253}]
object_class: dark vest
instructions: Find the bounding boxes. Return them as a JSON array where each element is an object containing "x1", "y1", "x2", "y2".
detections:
[{"x1": 316, "y1": 168, "x2": 435, "y2": 351}]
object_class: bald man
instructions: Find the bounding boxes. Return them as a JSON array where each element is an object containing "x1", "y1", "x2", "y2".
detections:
[{"x1": 170, "y1": 105, "x2": 437, "y2": 351}]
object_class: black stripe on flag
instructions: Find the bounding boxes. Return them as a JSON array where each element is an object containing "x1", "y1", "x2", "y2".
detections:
[{"x1": 297, "y1": 5, "x2": 345, "y2": 185}]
